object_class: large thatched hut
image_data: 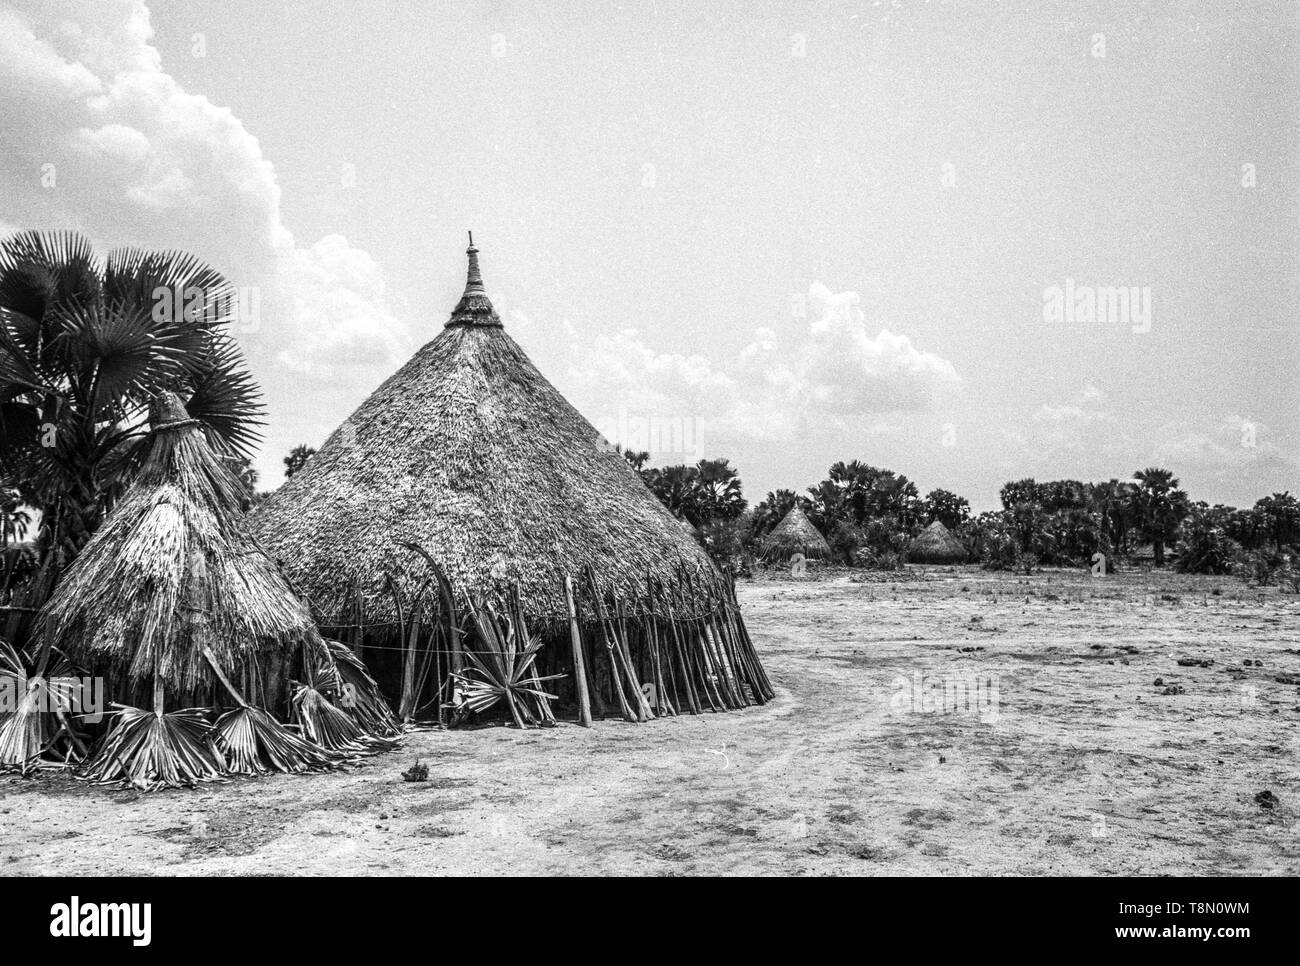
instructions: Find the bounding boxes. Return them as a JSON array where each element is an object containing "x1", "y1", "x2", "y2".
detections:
[
  {"x1": 907, "y1": 519, "x2": 967, "y2": 564},
  {"x1": 252, "y1": 238, "x2": 771, "y2": 721},
  {"x1": 760, "y1": 506, "x2": 830, "y2": 562}
]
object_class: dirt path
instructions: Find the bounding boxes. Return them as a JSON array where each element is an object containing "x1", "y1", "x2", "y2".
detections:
[{"x1": 3, "y1": 567, "x2": 1297, "y2": 875}]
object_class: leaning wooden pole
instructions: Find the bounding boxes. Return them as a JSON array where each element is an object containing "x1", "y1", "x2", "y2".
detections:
[
  {"x1": 614, "y1": 599, "x2": 653, "y2": 721},
  {"x1": 584, "y1": 567, "x2": 637, "y2": 722},
  {"x1": 563, "y1": 575, "x2": 593, "y2": 726}
]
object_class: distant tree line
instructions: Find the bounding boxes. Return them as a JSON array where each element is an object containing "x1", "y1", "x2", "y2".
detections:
[{"x1": 617, "y1": 448, "x2": 1300, "y2": 585}]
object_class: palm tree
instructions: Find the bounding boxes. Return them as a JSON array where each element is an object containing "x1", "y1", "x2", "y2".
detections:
[
  {"x1": 1090, "y1": 478, "x2": 1138, "y2": 555},
  {"x1": 921, "y1": 488, "x2": 970, "y2": 530},
  {"x1": 1, "y1": 506, "x2": 30, "y2": 549},
  {"x1": 1132, "y1": 467, "x2": 1190, "y2": 566},
  {"x1": 0, "y1": 230, "x2": 263, "y2": 574},
  {"x1": 692, "y1": 458, "x2": 745, "y2": 521},
  {"x1": 1009, "y1": 501, "x2": 1053, "y2": 557},
  {"x1": 645, "y1": 464, "x2": 700, "y2": 522},
  {"x1": 1252, "y1": 492, "x2": 1300, "y2": 550},
  {"x1": 283, "y1": 444, "x2": 317, "y2": 479},
  {"x1": 817, "y1": 461, "x2": 920, "y2": 527},
  {"x1": 805, "y1": 478, "x2": 848, "y2": 532},
  {"x1": 616, "y1": 446, "x2": 650, "y2": 473}
]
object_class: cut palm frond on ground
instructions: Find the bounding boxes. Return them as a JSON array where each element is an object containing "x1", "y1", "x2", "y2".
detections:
[
  {"x1": 290, "y1": 680, "x2": 371, "y2": 753},
  {"x1": 214, "y1": 706, "x2": 335, "y2": 775},
  {"x1": 80, "y1": 704, "x2": 226, "y2": 790},
  {"x1": 0, "y1": 640, "x2": 85, "y2": 771},
  {"x1": 291, "y1": 639, "x2": 398, "y2": 752},
  {"x1": 203, "y1": 646, "x2": 335, "y2": 775},
  {"x1": 324, "y1": 638, "x2": 403, "y2": 738}
]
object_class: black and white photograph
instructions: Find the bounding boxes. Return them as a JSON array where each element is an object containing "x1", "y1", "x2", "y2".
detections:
[{"x1": 0, "y1": 0, "x2": 1294, "y2": 937}]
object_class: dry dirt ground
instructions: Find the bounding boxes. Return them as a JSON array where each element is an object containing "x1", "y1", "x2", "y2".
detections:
[{"x1": 3, "y1": 566, "x2": 1298, "y2": 876}]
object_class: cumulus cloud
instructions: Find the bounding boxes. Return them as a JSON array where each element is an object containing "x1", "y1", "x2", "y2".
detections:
[
  {"x1": 0, "y1": 0, "x2": 409, "y2": 387},
  {"x1": 274, "y1": 235, "x2": 409, "y2": 376},
  {"x1": 549, "y1": 281, "x2": 960, "y2": 457},
  {"x1": 556, "y1": 327, "x2": 738, "y2": 460},
  {"x1": 733, "y1": 281, "x2": 960, "y2": 434},
  {"x1": 1028, "y1": 385, "x2": 1118, "y2": 452}
]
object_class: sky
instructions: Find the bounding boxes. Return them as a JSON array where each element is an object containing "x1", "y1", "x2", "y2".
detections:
[{"x1": 1, "y1": 0, "x2": 1296, "y2": 511}]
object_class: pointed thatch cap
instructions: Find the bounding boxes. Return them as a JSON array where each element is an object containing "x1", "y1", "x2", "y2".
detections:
[
  {"x1": 251, "y1": 239, "x2": 721, "y2": 627},
  {"x1": 149, "y1": 390, "x2": 191, "y2": 426},
  {"x1": 761, "y1": 506, "x2": 830, "y2": 560},
  {"x1": 40, "y1": 390, "x2": 320, "y2": 694},
  {"x1": 907, "y1": 519, "x2": 967, "y2": 563},
  {"x1": 447, "y1": 231, "x2": 501, "y2": 328}
]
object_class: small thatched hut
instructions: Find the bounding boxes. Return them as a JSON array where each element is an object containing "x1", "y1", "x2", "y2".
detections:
[
  {"x1": 41, "y1": 392, "x2": 318, "y2": 704},
  {"x1": 35, "y1": 391, "x2": 396, "y2": 784},
  {"x1": 907, "y1": 520, "x2": 967, "y2": 564},
  {"x1": 760, "y1": 506, "x2": 830, "y2": 562},
  {"x1": 252, "y1": 238, "x2": 771, "y2": 719}
]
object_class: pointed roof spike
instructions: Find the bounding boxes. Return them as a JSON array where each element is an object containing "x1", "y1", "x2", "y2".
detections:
[{"x1": 447, "y1": 232, "x2": 501, "y2": 328}]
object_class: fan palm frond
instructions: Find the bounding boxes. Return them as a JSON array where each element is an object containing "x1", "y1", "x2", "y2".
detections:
[
  {"x1": 323, "y1": 638, "x2": 403, "y2": 738},
  {"x1": 290, "y1": 681, "x2": 370, "y2": 753},
  {"x1": 79, "y1": 704, "x2": 225, "y2": 790},
  {"x1": 0, "y1": 639, "x2": 83, "y2": 770},
  {"x1": 213, "y1": 706, "x2": 335, "y2": 775}
]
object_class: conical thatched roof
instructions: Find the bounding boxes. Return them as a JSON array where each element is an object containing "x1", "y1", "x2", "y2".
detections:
[
  {"x1": 251, "y1": 240, "x2": 723, "y2": 627},
  {"x1": 761, "y1": 506, "x2": 830, "y2": 561},
  {"x1": 907, "y1": 519, "x2": 967, "y2": 564},
  {"x1": 41, "y1": 392, "x2": 318, "y2": 695}
]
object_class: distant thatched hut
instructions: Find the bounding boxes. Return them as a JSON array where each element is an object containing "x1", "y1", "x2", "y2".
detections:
[
  {"x1": 761, "y1": 507, "x2": 830, "y2": 562},
  {"x1": 251, "y1": 238, "x2": 771, "y2": 719},
  {"x1": 907, "y1": 520, "x2": 967, "y2": 564}
]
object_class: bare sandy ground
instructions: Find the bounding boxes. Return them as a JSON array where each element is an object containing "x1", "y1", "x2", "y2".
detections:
[{"x1": 3, "y1": 566, "x2": 1297, "y2": 876}]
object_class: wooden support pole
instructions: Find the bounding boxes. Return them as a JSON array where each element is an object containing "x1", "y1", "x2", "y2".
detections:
[
  {"x1": 585, "y1": 568, "x2": 637, "y2": 722},
  {"x1": 666, "y1": 602, "x2": 704, "y2": 714},
  {"x1": 563, "y1": 575, "x2": 592, "y2": 727},
  {"x1": 615, "y1": 600, "x2": 653, "y2": 721}
]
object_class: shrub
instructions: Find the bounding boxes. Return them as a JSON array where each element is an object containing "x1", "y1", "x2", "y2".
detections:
[
  {"x1": 1014, "y1": 551, "x2": 1039, "y2": 574},
  {"x1": 1175, "y1": 521, "x2": 1240, "y2": 575},
  {"x1": 1234, "y1": 549, "x2": 1286, "y2": 587},
  {"x1": 854, "y1": 548, "x2": 906, "y2": 571},
  {"x1": 701, "y1": 518, "x2": 751, "y2": 572}
]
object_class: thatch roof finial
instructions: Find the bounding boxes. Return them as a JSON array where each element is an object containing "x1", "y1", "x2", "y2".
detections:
[{"x1": 447, "y1": 231, "x2": 502, "y2": 328}]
